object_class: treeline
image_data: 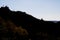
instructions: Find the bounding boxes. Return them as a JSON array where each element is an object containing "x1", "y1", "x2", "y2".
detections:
[{"x1": 0, "y1": 6, "x2": 60, "y2": 40}]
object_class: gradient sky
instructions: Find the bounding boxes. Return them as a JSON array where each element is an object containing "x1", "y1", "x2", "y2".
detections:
[{"x1": 0, "y1": 0, "x2": 60, "y2": 21}]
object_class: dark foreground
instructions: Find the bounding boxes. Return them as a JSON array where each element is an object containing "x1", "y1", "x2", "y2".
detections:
[{"x1": 0, "y1": 6, "x2": 60, "y2": 40}]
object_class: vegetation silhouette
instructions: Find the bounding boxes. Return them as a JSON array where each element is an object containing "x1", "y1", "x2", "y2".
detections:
[{"x1": 0, "y1": 6, "x2": 60, "y2": 40}]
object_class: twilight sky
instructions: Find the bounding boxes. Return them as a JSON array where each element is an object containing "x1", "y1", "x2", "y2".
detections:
[{"x1": 0, "y1": 0, "x2": 60, "y2": 21}]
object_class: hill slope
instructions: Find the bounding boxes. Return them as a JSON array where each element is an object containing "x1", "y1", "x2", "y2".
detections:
[{"x1": 0, "y1": 6, "x2": 60, "y2": 40}]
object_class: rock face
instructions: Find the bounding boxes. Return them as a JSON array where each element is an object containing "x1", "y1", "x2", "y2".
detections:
[{"x1": 0, "y1": 6, "x2": 60, "y2": 40}]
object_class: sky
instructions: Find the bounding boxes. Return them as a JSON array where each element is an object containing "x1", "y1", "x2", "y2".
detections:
[{"x1": 0, "y1": 0, "x2": 60, "y2": 21}]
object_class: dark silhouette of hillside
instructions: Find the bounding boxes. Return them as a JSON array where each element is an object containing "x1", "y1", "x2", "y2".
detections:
[{"x1": 0, "y1": 6, "x2": 60, "y2": 40}]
